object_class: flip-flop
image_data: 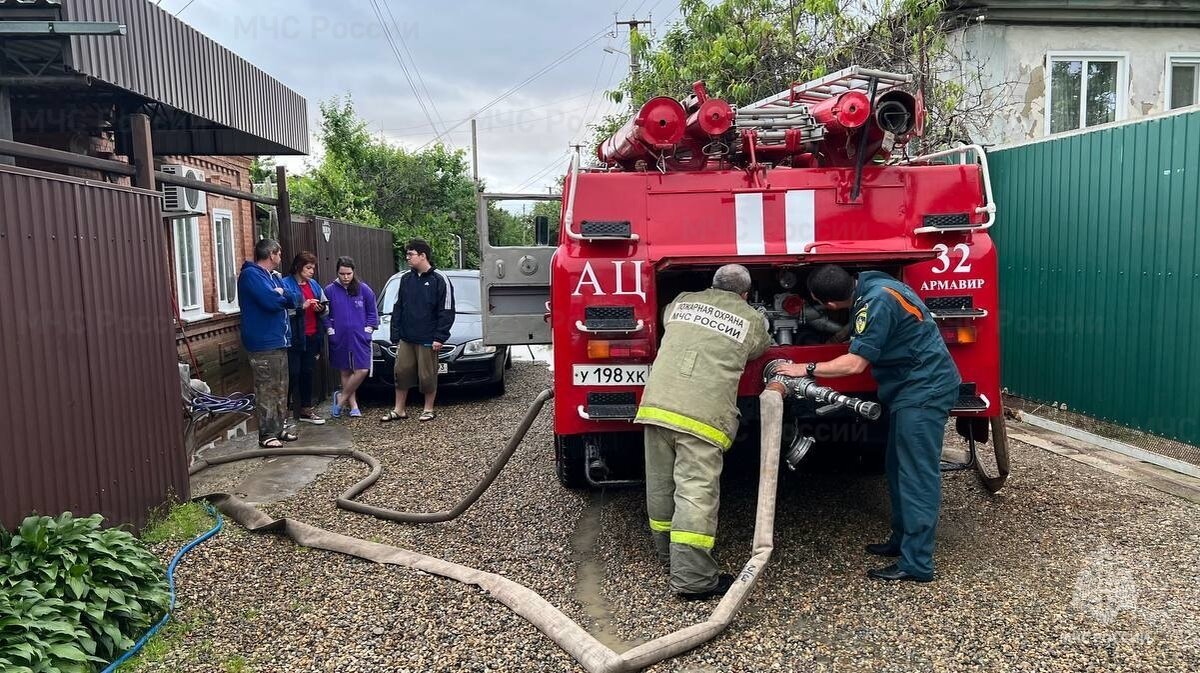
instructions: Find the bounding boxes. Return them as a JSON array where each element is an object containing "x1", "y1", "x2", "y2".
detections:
[
  {"x1": 418, "y1": 410, "x2": 436, "y2": 422},
  {"x1": 278, "y1": 431, "x2": 299, "y2": 442},
  {"x1": 380, "y1": 410, "x2": 408, "y2": 422},
  {"x1": 259, "y1": 437, "x2": 284, "y2": 448}
]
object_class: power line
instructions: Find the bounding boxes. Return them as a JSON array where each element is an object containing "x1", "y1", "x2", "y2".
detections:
[
  {"x1": 569, "y1": 49, "x2": 611, "y2": 147},
  {"x1": 382, "y1": 0, "x2": 447, "y2": 133},
  {"x1": 573, "y1": 53, "x2": 624, "y2": 146},
  {"x1": 381, "y1": 104, "x2": 594, "y2": 138},
  {"x1": 376, "y1": 92, "x2": 597, "y2": 133},
  {"x1": 368, "y1": 0, "x2": 445, "y2": 142},
  {"x1": 417, "y1": 24, "x2": 614, "y2": 150},
  {"x1": 512, "y1": 150, "x2": 572, "y2": 193},
  {"x1": 175, "y1": 0, "x2": 196, "y2": 15}
]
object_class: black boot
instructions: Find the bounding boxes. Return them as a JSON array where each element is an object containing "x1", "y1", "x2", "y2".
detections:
[{"x1": 678, "y1": 573, "x2": 735, "y2": 601}]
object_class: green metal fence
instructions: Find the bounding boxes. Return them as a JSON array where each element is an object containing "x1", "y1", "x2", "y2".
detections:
[{"x1": 990, "y1": 109, "x2": 1200, "y2": 447}]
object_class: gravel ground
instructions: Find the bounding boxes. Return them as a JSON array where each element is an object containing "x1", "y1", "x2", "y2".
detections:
[{"x1": 140, "y1": 362, "x2": 1200, "y2": 672}]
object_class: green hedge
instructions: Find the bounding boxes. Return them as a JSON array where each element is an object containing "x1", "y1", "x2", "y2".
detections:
[{"x1": 0, "y1": 513, "x2": 170, "y2": 673}]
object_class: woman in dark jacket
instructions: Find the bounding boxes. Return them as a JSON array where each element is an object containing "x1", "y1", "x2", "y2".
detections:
[{"x1": 282, "y1": 251, "x2": 329, "y2": 424}]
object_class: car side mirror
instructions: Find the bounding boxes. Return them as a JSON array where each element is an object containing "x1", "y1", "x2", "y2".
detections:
[{"x1": 534, "y1": 215, "x2": 550, "y2": 246}]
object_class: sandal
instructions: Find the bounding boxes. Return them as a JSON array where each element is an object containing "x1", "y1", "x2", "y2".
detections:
[
  {"x1": 418, "y1": 410, "x2": 436, "y2": 422},
  {"x1": 380, "y1": 410, "x2": 408, "y2": 422},
  {"x1": 278, "y1": 431, "x2": 299, "y2": 442},
  {"x1": 259, "y1": 437, "x2": 284, "y2": 448}
]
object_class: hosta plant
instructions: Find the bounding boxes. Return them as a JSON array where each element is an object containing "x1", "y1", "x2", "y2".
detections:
[{"x1": 0, "y1": 513, "x2": 170, "y2": 673}]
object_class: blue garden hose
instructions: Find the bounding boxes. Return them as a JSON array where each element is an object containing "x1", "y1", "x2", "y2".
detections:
[{"x1": 101, "y1": 502, "x2": 224, "y2": 673}]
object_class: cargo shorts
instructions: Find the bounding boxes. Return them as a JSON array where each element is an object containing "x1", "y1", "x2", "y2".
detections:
[{"x1": 394, "y1": 341, "x2": 439, "y2": 394}]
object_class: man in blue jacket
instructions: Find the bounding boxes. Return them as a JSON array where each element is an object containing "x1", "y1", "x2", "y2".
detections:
[
  {"x1": 237, "y1": 238, "x2": 303, "y2": 447},
  {"x1": 381, "y1": 239, "x2": 455, "y2": 423},
  {"x1": 775, "y1": 265, "x2": 961, "y2": 583}
]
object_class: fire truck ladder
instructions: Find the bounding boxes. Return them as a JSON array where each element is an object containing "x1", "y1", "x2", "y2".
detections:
[{"x1": 743, "y1": 66, "x2": 912, "y2": 111}]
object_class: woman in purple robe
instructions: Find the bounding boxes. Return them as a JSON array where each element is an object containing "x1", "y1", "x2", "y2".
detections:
[{"x1": 324, "y1": 256, "x2": 378, "y2": 418}]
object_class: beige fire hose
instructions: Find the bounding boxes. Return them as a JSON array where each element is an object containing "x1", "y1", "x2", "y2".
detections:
[{"x1": 192, "y1": 385, "x2": 786, "y2": 672}]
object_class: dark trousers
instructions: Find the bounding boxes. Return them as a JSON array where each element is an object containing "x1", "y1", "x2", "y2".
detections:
[
  {"x1": 288, "y1": 333, "x2": 321, "y2": 416},
  {"x1": 885, "y1": 405, "x2": 951, "y2": 578}
]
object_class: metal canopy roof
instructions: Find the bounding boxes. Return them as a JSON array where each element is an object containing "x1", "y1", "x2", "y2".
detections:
[
  {"x1": 946, "y1": 0, "x2": 1200, "y2": 27},
  {"x1": 0, "y1": 0, "x2": 308, "y2": 155}
]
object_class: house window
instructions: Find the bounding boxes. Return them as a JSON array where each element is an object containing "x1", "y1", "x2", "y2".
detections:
[
  {"x1": 1046, "y1": 53, "x2": 1127, "y2": 135},
  {"x1": 172, "y1": 216, "x2": 206, "y2": 318},
  {"x1": 212, "y1": 209, "x2": 239, "y2": 312},
  {"x1": 1167, "y1": 55, "x2": 1200, "y2": 110}
]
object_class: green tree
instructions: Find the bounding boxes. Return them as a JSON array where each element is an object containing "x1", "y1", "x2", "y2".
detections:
[
  {"x1": 592, "y1": 0, "x2": 996, "y2": 155},
  {"x1": 249, "y1": 156, "x2": 274, "y2": 184},
  {"x1": 288, "y1": 97, "x2": 482, "y2": 268}
]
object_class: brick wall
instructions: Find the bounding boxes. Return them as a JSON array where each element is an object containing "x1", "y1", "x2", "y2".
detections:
[{"x1": 166, "y1": 155, "x2": 259, "y2": 443}]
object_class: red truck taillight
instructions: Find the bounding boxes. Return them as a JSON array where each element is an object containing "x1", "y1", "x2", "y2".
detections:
[
  {"x1": 587, "y1": 339, "x2": 651, "y2": 359},
  {"x1": 939, "y1": 322, "x2": 978, "y2": 344}
]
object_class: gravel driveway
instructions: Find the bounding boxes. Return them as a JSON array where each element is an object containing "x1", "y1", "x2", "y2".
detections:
[{"x1": 143, "y1": 362, "x2": 1200, "y2": 672}]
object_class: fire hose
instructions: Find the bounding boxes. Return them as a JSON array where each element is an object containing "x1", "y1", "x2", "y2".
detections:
[{"x1": 188, "y1": 386, "x2": 791, "y2": 672}]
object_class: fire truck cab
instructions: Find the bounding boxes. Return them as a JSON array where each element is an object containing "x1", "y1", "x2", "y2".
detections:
[{"x1": 478, "y1": 67, "x2": 1009, "y2": 491}]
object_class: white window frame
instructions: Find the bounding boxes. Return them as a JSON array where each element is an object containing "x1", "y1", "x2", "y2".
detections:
[
  {"x1": 172, "y1": 215, "x2": 209, "y2": 321},
  {"x1": 211, "y1": 208, "x2": 239, "y2": 313},
  {"x1": 1165, "y1": 53, "x2": 1200, "y2": 110},
  {"x1": 1044, "y1": 51, "x2": 1130, "y2": 136}
]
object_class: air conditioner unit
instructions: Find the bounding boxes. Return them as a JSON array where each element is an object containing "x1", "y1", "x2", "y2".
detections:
[{"x1": 161, "y1": 164, "x2": 208, "y2": 215}]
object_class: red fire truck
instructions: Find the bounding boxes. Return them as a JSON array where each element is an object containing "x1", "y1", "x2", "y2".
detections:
[{"x1": 478, "y1": 67, "x2": 1009, "y2": 491}]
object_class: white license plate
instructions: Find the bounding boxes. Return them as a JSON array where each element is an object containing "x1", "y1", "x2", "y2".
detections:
[
  {"x1": 573, "y1": 365, "x2": 649, "y2": 386},
  {"x1": 438, "y1": 362, "x2": 449, "y2": 374}
]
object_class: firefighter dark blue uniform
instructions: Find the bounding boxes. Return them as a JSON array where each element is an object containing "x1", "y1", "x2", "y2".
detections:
[{"x1": 849, "y1": 271, "x2": 961, "y2": 580}]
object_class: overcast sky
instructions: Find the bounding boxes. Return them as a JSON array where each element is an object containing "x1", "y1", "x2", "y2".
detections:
[{"x1": 161, "y1": 0, "x2": 683, "y2": 192}]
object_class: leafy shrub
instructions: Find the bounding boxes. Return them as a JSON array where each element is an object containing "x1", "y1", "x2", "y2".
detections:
[{"x1": 0, "y1": 513, "x2": 170, "y2": 673}]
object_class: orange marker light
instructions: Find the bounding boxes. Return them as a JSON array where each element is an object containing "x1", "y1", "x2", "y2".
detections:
[{"x1": 587, "y1": 340, "x2": 611, "y2": 359}]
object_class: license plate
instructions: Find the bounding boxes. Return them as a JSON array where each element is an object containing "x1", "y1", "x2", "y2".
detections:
[
  {"x1": 572, "y1": 365, "x2": 649, "y2": 386},
  {"x1": 438, "y1": 362, "x2": 449, "y2": 374}
]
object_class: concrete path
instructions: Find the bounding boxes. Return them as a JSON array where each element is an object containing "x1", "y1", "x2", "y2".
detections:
[
  {"x1": 190, "y1": 422, "x2": 346, "y2": 505},
  {"x1": 1009, "y1": 419, "x2": 1200, "y2": 505}
]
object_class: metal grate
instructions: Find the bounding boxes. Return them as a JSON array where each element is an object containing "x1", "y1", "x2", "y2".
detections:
[
  {"x1": 586, "y1": 392, "x2": 638, "y2": 419},
  {"x1": 953, "y1": 383, "x2": 988, "y2": 411},
  {"x1": 584, "y1": 306, "x2": 637, "y2": 330},
  {"x1": 1004, "y1": 393, "x2": 1200, "y2": 469},
  {"x1": 925, "y1": 296, "x2": 973, "y2": 312},
  {"x1": 922, "y1": 213, "x2": 972, "y2": 229},
  {"x1": 580, "y1": 220, "x2": 632, "y2": 238}
]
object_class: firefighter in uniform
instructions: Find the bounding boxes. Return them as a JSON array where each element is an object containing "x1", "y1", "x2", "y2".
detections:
[
  {"x1": 776, "y1": 265, "x2": 960, "y2": 582},
  {"x1": 635, "y1": 264, "x2": 771, "y2": 599}
]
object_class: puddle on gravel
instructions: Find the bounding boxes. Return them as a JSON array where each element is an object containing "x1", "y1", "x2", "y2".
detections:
[{"x1": 571, "y1": 490, "x2": 646, "y2": 653}]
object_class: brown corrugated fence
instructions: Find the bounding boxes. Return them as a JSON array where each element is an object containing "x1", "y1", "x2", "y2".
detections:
[
  {"x1": 279, "y1": 214, "x2": 397, "y2": 297},
  {"x1": 0, "y1": 164, "x2": 187, "y2": 531}
]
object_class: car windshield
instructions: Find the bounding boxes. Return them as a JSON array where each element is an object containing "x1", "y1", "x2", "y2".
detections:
[{"x1": 380, "y1": 273, "x2": 481, "y2": 314}]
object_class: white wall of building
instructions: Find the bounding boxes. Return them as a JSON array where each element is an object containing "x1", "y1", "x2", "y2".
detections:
[{"x1": 948, "y1": 22, "x2": 1200, "y2": 145}]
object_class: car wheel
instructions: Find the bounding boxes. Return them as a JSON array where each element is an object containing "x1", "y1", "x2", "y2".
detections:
[
  {"x1": 486, "y1": 377, "x2": 506, "y2": 397},
  {"x1": 554, "y1": 434, "x2": 588, "y2": 489}
]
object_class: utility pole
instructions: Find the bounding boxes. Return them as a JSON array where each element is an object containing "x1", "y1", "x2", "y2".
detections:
[
  {"x1": 615, "y1": 17, "x2": 651, "y2": 77},
  {"x1": 470, "y1": 118, "x2": 479, "y2": 183}
]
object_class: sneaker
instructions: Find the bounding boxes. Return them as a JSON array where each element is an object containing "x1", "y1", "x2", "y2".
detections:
[
  {"x1": 330, "y1": 390, "x2": 341, "y2": 418},
  {"x1": 298, "y1": 410, "x2": 325, "y2": 425},
  {"x1": 349, "y1": 408, "x2": 362, "y2": 418}
]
